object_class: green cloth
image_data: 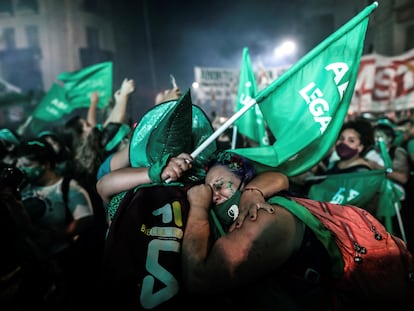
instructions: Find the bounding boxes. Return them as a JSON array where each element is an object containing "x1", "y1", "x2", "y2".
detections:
[
  {"x1": 57, "y1": 61, "x2": 113, "y2": 109},
  {"x1": 307, "y1": 168, "x2": 400, "y2": 234},
  {"x1": 308, "y1": 170, "x2": 385, "y2": 209},
  {"x1": 32, "y1": 83, "x2": 71, "y2": 121},
  {"x1": 0, "y1": 128, "x2": 19, "y2": 144},
  {"x1": 234, "y1": 47, "x2": 269, "y2": 146},
  {"x1": 129, "y1": 89, "x2": 216, "y2": 182},
  {"x1": 230, "y1": 3, "x2": 377, "y2": 177},
  {"x1": 104, "y1": 123, "x2": 131, "y2": 152},
  {"x1": 148, "y1": 154, "x2": 171, "y2": 183}
]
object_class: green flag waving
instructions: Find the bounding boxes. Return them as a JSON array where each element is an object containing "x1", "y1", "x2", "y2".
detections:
[
  {"x1": 57, "y1": 61, "x2": 113, "y2": 109},
  {"x1": 308, "y1": 170, "x2": 386, "y2": 212},
  {"x1": 32, "y1": 83, "x2": 71, "y2": 121},
  {"x1": 234, "y1": 47, "x2": 269, "y2": 146},
  {"x1": 230, "y1": 2, "x2": 377, "y2": 176}
]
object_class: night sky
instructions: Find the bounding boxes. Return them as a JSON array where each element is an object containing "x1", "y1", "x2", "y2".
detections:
[{"x1": 112, "y1": 0, "x2": 313, "y2": 120}]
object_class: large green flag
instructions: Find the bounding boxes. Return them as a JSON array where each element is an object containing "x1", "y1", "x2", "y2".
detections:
[
  {"x1": 57, "y1": 61, "x2": 113, "y2": 109},
  {"x1": 234, "y1": 47, "x2": 269, "y2": 146},
  {"x1": 230, "y1": 2, "x2": 377, "y2": 176},
  {"x1": 32, "y1": 83, "x2": 71, "y2": 121}
]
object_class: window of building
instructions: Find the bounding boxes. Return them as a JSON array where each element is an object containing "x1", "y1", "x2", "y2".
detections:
[
  {"x1": 26, "y1": 25, "x2": 39, "y2": 48},
  {"x1": 0, "y1": 0, "x2": 13, "y2": 15},
  {"x1": 86, "y1": 27, "x2": 100, "y2": 49},
  {"x1": 16, "y1": 0, "x2": 38, "y2": 13},
  {"x1": 4, "y1": 28, "x2": 16, "y2": 49}
]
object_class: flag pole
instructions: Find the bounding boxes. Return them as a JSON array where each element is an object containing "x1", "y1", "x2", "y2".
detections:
[
  {"x1": 231, "y1": 125, "x2": 238, "y2": 149},
  {"x1": 17, "y1": 115, "x2": 32, "y2": 136},
  {"x1": 164, "y1": 99, "x2": 256, "y2": 183},
  {"x1": 394, "y1": 200, "x2": 407, "y2": 243},
  {"x1": 191, "y1": 97, "x2": 257, "y2": 158}
]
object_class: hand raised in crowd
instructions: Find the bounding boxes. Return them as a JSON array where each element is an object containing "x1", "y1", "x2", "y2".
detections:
[
  {"x1": 90, "y1": 91, "x2": 99, "y2": 104},
  {"x1": 115, "y1": 78, "x2": 135, "y2": 101},
  {"x1": 155, "y1": 86, "x2": 182, "y2": 105}
]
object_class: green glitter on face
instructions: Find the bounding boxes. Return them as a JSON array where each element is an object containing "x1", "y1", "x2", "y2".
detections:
[
  {"x1": 212, "y1": 178, "x2": 235, "y2": 194},
  {"x1": 226, "y1": 181, "x2": 235, "y2": 194},
  {"x1": 212, "y1": 178, "x2": 225, "y2": 192}
]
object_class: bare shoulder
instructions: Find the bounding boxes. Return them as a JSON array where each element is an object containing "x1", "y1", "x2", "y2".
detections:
[{"x1": 222, "y1": 206, "x2": 304, "y2": 262}]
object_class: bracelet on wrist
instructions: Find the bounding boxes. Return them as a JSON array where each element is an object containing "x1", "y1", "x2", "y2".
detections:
[{"x1": 243, "y1": 187, "x2": 265, "y2": 198}]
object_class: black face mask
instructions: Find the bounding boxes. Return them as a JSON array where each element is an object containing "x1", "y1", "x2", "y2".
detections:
[{"x1": 335, "y1": 142, "x2": 359, "y2": 160}]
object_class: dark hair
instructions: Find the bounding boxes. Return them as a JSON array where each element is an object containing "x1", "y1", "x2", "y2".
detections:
[
  {"x1": 341, "y1": 119, "x2": 375, "y2": 154},
  {"x1": 63, "y1": 115, "x2": 84, "y2": 151},
  {"x1": 374, "y1": 124, "x2": 396, "y2": 141},
  {"x1": 208, "y1": 151, "x2": 256, "y2": 184},
  {"x1": 37, "y1": 130, "x2": 72, "y2": 163},
  {"x1": 100, "y1": 122, "x2": 131, "y2": 154},
  {"x1": 17, "y1": 137, "x2": 57, "y2": 169}
]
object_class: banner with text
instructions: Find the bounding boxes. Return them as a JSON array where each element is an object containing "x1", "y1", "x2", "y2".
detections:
[
  {"x1": 193, "y1": 49, "x2": 414, "y2": 115},
  {"x1": 350, "y1": 48, "x2": 414, "y2": 113}
]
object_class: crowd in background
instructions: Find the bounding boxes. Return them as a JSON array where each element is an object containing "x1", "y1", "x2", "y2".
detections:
[{"x1": 1, "y1": 78, "x2": 414, "y2": 309}]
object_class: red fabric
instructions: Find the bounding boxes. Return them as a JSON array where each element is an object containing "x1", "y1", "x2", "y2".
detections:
[{"x1": 291, "y1": 196, "x2": 414, "y2": 307}]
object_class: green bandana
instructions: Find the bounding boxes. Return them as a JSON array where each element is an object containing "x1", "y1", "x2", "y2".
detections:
[
  {"x1": 210, "y1": 190, "x2": 242, "y2": 238},
  {"x1": 105, "y1": 123, "x2": 131, "y2": 152}
]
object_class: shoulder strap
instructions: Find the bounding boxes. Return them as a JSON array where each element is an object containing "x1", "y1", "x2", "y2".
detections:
[{"x1": 61, "y1": 176, "x2": 72, "y2": 222}]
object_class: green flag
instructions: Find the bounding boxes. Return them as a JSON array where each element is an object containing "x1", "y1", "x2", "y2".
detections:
[
  {"x1": 234, "y1": 47, "x2": 269, "y2": 146},
  {"x1": 308, "y1": 170, "x2": 386, "y2": 211},
  {"x1": 57, "y1": 61, "x2": 113, "y2": 109},
  {"x1": 32, "y1": 83, "x2": 71, "y2": 121},
  {"x1": 375, "y1": 138, "x2": 405, "y2": 237},
  {"x1": 230, "y1": 2, "x2": 377, "y2": 176}
]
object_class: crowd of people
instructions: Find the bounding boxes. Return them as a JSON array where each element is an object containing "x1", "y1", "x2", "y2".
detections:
[
  {"x1": 289, "y1": 115, "x2": 414, "y2": 243},
  {"x1": 1, "y1": 78, "x2": 414, "y2": 310}
]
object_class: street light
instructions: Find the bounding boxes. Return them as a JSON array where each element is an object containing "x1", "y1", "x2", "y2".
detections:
[{"x1": 274, "y1": 40, "x2": 296, "y2": 59}]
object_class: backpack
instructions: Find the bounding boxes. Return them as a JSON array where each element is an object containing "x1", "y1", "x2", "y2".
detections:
[
  {"x1": 99, "y1": 184, "x2": 192, "y2": 310},
  {"x1": 269, "y1": 195, "x2": 414, "y2": 307}
]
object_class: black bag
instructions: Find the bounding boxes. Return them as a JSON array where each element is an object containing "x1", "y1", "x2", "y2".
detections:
[{"x1": 99, "y1": 184, "x2": 191, "y2": 310}]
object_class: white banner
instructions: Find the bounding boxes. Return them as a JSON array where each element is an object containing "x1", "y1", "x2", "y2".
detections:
[
  {"x1": 350, "y1": 49, "x2": 414, "y2": 113},
  {"x1": 193, "y1": 49, "x2": 414, "y2": 117},
  {"x1": 193, "y1": 66, "x2": 289, "y2": 118}
]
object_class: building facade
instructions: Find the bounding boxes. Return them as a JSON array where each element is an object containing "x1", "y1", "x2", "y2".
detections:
[{"x1": 0, "y1": 0, "x2": 115, "y2": 93}]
